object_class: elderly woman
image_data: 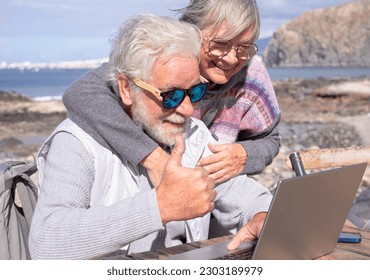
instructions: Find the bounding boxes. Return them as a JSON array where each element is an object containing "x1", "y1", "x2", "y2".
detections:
[{"x1": 62, "y1": 0, "x2": 281, "y2": 186}]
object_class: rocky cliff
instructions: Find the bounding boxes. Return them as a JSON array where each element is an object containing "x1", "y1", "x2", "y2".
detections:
[{"x1": 264, "y1": 0, "x2": 370, "y2": 67}]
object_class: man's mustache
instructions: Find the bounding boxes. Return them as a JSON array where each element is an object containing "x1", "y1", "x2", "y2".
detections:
[{"x1": 162, "y1": 114, "x2": 187, "y2": 124}]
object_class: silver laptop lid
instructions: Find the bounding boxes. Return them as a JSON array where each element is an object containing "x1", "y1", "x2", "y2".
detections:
[
  {"x1": 252, "y1": 162, "x2": 367, "y2": 260},
  {"x1": 164, "y1": 163, "x2": 367, "y2": 260}
]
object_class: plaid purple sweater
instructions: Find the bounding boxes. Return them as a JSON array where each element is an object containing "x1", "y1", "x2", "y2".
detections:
[
  {"x1": 194, "y1": 58, "x2": 280, "y2": 143},
  {"x1": 193, "y1": 58, "x2": 281, "y2": 174}
]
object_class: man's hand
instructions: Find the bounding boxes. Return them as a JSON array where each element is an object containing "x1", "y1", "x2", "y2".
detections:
[
  {"x1": 156, "y1": 135, "x2": 216, "y2": 224},
  {"x1": 197, "y1": 143, "x2": 247, "y2": 183},
  {"x1": 227, "y1": 212, "x2": 267, "y2": 250},
  {"x1": 141, "y1": 146, "x2": 169, "y2": 188}
]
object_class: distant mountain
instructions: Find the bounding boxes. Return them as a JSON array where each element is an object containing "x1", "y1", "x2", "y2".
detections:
[
  {"x1": 264, "y1": 0, "x2": 370, "y2": 67},
  {"x1": 0, "y1": 58, "x2": 108, "y2": 70}
]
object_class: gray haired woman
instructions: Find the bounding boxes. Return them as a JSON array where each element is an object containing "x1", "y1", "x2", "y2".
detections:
[{"x1": 62, "y1": 0, "x2": 281, "y2": 186}]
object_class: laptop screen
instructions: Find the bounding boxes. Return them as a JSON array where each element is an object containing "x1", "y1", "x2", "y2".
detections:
[
  {"x1": 165, "y1": 163, "x2": 367, "y2": 260},
  {"x1": 252, "y1": 162, "x2": 367, "y2": 260}
]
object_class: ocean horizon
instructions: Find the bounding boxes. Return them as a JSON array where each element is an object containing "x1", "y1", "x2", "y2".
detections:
[{"x1": 1, "y1": 67, "x2": 369, "y2": 100}]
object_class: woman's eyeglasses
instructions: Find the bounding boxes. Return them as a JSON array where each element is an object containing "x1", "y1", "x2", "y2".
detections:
[
  {"x1": 132, "y1": 76, "x2": 209, "y2": 109},
  {"x1": 208, "y1": 39, "x2": 258, "y2": 60}
]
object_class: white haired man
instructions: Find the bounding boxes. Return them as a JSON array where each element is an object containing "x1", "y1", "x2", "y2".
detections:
[{"x1": 29, "y1": 14, "x2": 272, "y2": 259}]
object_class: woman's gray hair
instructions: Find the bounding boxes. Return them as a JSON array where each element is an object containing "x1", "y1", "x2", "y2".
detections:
[
  {"x1": 109, "y1": 14, "x2": 202, "y2": 82},
  {"x1": 177, "y1": 0, "x2": 260, "y2": 41}
]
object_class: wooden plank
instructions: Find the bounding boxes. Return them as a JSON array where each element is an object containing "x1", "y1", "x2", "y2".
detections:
[
  {"x1": 316, "y1": 224, "x2": 370, "y2": 260},
  {"x1": 129, "y1": 250, "x2": 162, "y2": 260},
  {"x1": 320, "y1": 248, "x2": 369, "y2": 260},
  {"x1": 285, "y1": 146, "x2": 370, "y2": 170}
]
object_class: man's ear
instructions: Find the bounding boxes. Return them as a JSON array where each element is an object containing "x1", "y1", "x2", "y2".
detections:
[{"x1": 118, "y1": 74, "x2": 133, "y2": 106}]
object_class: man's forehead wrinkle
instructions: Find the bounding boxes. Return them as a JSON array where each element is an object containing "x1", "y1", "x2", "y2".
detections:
[{"x1": 151, "y1": 56, "x2": 200, "y2": 90}]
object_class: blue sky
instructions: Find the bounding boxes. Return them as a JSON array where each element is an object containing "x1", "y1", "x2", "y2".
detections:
[{"x1": 0, "y1": 0, "x2": 353, "y2": 63}]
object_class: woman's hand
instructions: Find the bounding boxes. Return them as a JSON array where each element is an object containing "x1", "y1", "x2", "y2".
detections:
[{"x1": 197, "y1": 142, "x2": 247, "y2": 183}]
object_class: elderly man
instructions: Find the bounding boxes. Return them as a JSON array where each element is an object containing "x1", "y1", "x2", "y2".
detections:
[{"x1": 29, "y1": 14, "x2": 272, "y2": 259}]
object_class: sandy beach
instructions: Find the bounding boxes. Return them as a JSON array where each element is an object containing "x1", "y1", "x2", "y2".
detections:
[{"x1": 0, "y1": 76, "x2": 369, "y2": 192}]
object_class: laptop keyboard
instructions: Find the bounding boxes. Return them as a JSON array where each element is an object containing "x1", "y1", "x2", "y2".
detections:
[
  {"x1": 216, "y1": 248, "x2": 254, "y2": 260},
  {"x1": 164, "y1": 240, "x2": 256, "y2": 260}
]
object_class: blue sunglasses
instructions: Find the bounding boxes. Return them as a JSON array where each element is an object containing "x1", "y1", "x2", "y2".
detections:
[{"x1": 132, "y1": 76, "x2": 209, "y2": 109}]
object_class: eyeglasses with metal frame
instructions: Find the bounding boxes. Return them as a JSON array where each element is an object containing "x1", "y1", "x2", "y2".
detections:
[
  {"x1": 207, "y1": 39, "x2": 258, "y2": 60},
  {"x1": 132, "y1": 76, "x2": 210, "y2": 109}
]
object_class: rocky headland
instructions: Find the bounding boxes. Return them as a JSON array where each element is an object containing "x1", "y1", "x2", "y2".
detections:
[{"x1": 264, "y1": 0, "x2": 370, "y2": 67}]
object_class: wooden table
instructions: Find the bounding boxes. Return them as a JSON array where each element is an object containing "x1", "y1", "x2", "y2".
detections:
[
  {"x1": 104, "y1": 224, "x2": 370, "y2": 260},
  {"x1": 318, "y1": 225, "x2": 370, "y2": 260}
]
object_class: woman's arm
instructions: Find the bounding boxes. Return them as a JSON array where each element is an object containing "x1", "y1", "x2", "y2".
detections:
[
  {"x1": 63, "y1": 63, "x2": 157, "y2": 165},
  {"x1": 63, "y1": 63, "x2": 168, "y2": 186},
  {"x1": 237, "y1": 120, "x2": 281, "y2": 175},
  {"x1": 237, "y1": 58, "x2": 281, "y2": 175}
]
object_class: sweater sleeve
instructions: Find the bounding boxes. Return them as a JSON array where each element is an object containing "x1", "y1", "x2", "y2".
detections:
[
  {"x1": 29, "y1": 132, "x2": 163, "y2": 260},
  {"x1": 238, "y1": 117, "x2": 281, "y2": 175},
  {"x1": 237, "y1": 58, "x2": 281, "y2": 175},
  {"x1": 212, "y1": 175, "x2": 272, "y2": 233},
  {"x1": 62, "y1": 63, "x2": 158, "y2": 165}
]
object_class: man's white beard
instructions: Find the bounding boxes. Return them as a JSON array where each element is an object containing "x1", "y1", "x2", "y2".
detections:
[{"x1": 131, "y1": 96, "x2": 188, "y2": 146}]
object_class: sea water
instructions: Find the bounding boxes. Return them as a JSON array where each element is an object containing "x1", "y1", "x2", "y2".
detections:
[
  {"x1": 0, "y1": 67, "x2": 369, "y2": 100},
  {"x1": 0, "y1": 69, "x2": 90, "y2": 100}
]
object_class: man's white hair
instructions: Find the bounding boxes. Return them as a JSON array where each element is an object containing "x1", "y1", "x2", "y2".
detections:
[{"x1": 109, "y1": 14, "x2": 202, "y2": 82}]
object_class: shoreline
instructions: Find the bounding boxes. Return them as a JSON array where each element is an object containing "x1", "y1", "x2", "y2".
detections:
[
  {"x1": 1, "y1": 66, "x2": 369, "y2": 100},
  {"x1": 0, "y1": 76, "x2": 369, "y2": 190}
]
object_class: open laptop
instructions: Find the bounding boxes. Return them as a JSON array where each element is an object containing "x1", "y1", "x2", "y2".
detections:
[{"x1": 166, "y1": 162, "x2": 367, "y2": 260}]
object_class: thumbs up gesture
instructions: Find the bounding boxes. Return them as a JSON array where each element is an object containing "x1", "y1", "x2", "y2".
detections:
[{"x1": 156, "y1": 135, "x2": 216, "y2": 224}]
